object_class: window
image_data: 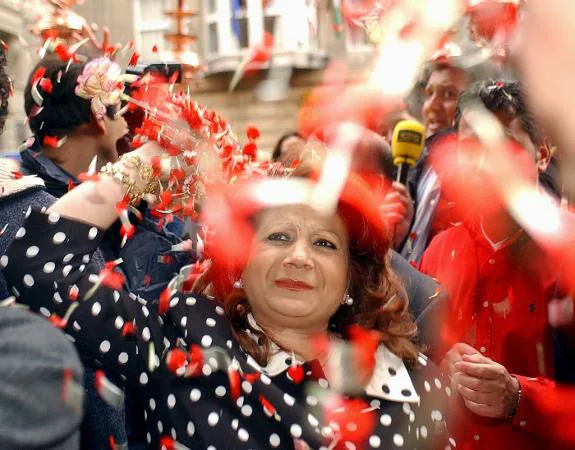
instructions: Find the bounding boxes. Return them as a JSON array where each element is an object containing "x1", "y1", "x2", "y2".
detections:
[
  {"x1": 135, "y1": 0, "x2": 172, "y2": 58},
  {"x1": 202, "y1": 0, "x2": 323, "y2": 71},
  {"x1": 235, "y1": 17, "x2": 249, "y2": 49},
  {"x1": 208, "y1": 22, "x2": 218, "y2": 54},
  {"x1": 264, "y1": 15, "x2": 279, "y2": 46}
]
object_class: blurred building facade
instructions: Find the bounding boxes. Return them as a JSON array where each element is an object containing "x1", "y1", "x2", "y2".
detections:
[
  {"x1": 2, "y1": 0, "x2": 376, "y2": 154},
  {"x1": 135, "y1": 0, "x2": 377, "y2": 153}
]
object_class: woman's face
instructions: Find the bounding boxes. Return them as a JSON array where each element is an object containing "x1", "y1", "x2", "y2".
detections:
[{"x1": 242, "y1": 204, "x2": 349, "y2": 331}]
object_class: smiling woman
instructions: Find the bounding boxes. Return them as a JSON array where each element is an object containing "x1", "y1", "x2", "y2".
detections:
[{"x1": 244, "y1": 205, "x2": 349, "y2": 326}]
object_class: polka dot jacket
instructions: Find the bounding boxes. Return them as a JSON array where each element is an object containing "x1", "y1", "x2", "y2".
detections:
[{"x1": 2, "y1": 210, "x2": 455, "y2": 450}]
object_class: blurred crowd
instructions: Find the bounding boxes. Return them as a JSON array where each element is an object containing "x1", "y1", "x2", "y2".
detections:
[{"x1": 2, "y1": 0, "x2": 575, "y2": 449}]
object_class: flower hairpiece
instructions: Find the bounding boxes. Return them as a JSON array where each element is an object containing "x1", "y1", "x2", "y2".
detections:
[{"x1": 75, "y1": 57, "x2": 137, "y2": 120}]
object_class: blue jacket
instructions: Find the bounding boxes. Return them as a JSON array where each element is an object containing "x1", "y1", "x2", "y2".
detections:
[{"x1": 0, "y1": 185, "x2": 128, "y2": 450}]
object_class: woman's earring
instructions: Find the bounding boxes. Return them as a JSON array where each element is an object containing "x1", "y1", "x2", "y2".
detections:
[
  {"x1": 343, "y1": 294, "x2": 354, "y2": 306},
  {"x1": 233, "y1": 279, "x2": 243, "y2": 289}
]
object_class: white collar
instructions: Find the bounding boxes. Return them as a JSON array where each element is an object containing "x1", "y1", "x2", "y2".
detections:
[{"x1": 245, "y1": 314, "x2": 420, "y2": 404}]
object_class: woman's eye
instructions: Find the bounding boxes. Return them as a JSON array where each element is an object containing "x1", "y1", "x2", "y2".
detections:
[
  {"x1": 444, "y1": 90, "x2": 457, "y2": 100},
  {"x1": 314, "y1": 239, "x2": 337, "y2": 250},
  {"x1": 267, "y1": 232, "x2": 289, "y2": 242}
]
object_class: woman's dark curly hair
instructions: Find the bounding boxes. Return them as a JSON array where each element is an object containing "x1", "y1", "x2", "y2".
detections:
[
  {"x1": 194, "y1": 174, "x2": 420, "y2": 368},
  {"x1": 0, "y1": 46, "x2": 10, "y2": 134}
]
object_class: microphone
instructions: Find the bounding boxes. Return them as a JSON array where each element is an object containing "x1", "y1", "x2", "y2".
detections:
[{"x1": 391, "y1": 120, "x2": 425, "y2": 185}]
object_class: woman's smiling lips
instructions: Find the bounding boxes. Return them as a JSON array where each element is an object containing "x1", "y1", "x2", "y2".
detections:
[{"x1": 274, "y1": 279, "x2": 313, "y2": 291}]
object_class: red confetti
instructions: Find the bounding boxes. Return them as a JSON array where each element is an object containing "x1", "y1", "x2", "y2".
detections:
[
  {"x1": 243, "y1": 372, "x2": 261, "y2": 384},
  {"x1": 348, "y1": 326, "x2": 381, "y2": 382},
  {"x1": 69, "y1": 285, "x2": 79, "y2": 301},
  {"x1": 242, "y1": 142, "x2": 258, "y2": 160},
  {"x1": 49, "y1": 313, "x2": 67, "y2": 328},
  {"x1": 43, "y1": 135, "x2": 60, "y2": 148},
  {"x1": 259, "y1": 395, "x2": 280, "y2": 420},
  {"x1": 121, "y1": 322, "x2": 136, "y2": 337},
  {"x1": 181, "y1": 261, "x2": 207, "y2": 291},
  {"x1": 78, "y1": 172, "x2": 101, "y2": 183},
  {"x1": 128, "y1": 52, "x2": 140, "y2": 66},
  {"x1": 263, "y1": 31, "x2": 274, "y2": 49},
  {"x1": 31, "y1": 67, "x2": 46, "y2": 84},
  {"x1": 0, "y1": 40, "x2": 8, "y2": 51},
  {"x1": 120, "y1": 223, "x2": 135, "y2": 240},
  {"x1": 287, "y1": 364, "x2": 304, "y2": 384},
  {"x1": 169, "y1": 71, "x2": 179, "y2": 85},
  {"x1": 158, "y1": 191, "x2": 173, "y2": 210},
  {"x1": 166, "y1": 348, "x2": 188, "y2": 374},
  {"x1": 152, "y1": 44, "x2": 159, "y2": 53},
  {"x1": 159, "y1": 437, "x2": 174, "y2": 449},
  {"x1": 170, "y1": 168, "x2": 186, "y2": 181},
  {"x1": 53, "y1": 43, "x2": 80, "y2": 63},
  {"x1": 467, "y1": 0, "x2": 519, "y2": 44},
  {"x1": 143, "y1": 274, "x2": 151, "y2": 287},
  {"x1": 99, "y1": 263, "x2": 126, "y2": 290},
  {"x1": 158, "y1": 287, "x2": 171, "y2": 314},
  {"x1": 131, "y1": 136, "x2": 143, "y2": 149},
  {"x1": 228, "y1": 365, "x2": 242, "y2": 400},
  {"x1": 151, "y1": 156, "x2": 162, "y2": 178},
  {"x1": 157, "y1": 255, "x2": 173, "y2": 265},
  {"x1": 10, "y1": 171, "x2": 22, "y2": 180},
  {"x1": 115, "y1": 196, "x2": 130, "y2": 214},
  {"x1": 246, "y1": 126, "x2": 260, "y2": 141}
]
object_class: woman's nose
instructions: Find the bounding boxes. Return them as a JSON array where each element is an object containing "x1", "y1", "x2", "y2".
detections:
[{"x1": 283, "y1": 239, "x2": 313, "y2": 269}]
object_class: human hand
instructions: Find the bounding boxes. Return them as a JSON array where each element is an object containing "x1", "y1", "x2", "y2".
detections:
[
  {"x1": 440, "y1": 342, "x2": 479, "y2": 379},
  {"x1": 73, "y1": 23, "x2": 120, "y2": 57},
  {"x1": 380, "y1": 182, "x2": 413, "y2": 246},
  {"x1": 453, "y1": 352, "x2": 520, "y2": 419}
]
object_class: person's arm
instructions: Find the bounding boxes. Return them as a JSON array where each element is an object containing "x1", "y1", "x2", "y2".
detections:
[
  {"x1": 447, "y1": 350, "x2": 575, "y2": 445},
  {"x1": 3, "y1": 209, "x2": 164, "y2": 385},
  {"x1": 2, "y1": 142, "x2": 180, "y2": 384},
  {"x1": 509, "y1": 376, "x2": 574, "y2": 441},
  {"x1": 46, "y1": 142, "x2": 165, "y2": 229},
  {"x1": 506, "y1": 377, "x2": 575, "y2": 446},
  {"x1": 380, "y1": 182, "x2": 415, "y2": 249}
]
